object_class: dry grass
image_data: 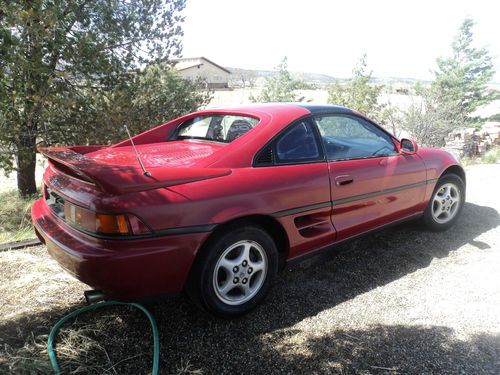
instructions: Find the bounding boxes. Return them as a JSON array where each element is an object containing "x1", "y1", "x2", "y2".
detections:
[
  {"x1": 0, "y1": 247, "x2": 83, "y2": 374},
  {"x1": 173, "y1": 360, "x2": 204, "y2": 375},
  {"x1": 0, "y1": 246, "x2": 159, "y2": 374},
  {"x1": 0, "y1": 189, "x2": 40, "y2": 244}
]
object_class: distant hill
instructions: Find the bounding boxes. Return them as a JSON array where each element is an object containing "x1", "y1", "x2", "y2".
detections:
[
  {"x1": 225, "y1": 66, "x2": 431, "y2": 88},
  {"x1": 225, "y1": 67, "x2": 340, "y2": 87}
]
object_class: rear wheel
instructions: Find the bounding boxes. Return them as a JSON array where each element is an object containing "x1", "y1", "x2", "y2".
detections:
[
  {"x1": 423, "y1": 174, "x2": 465, "y2": 231},
  {"x1": 186, "y1": 225, "x2": 278, "y2": 317}
]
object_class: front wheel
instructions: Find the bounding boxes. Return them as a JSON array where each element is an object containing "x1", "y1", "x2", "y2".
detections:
[
  {"x1": 186, "y1": 225, "x2": 278, "y2": 318},
  {"x1": 423, "y1": 174, "x2": 465, "y2": 231}
]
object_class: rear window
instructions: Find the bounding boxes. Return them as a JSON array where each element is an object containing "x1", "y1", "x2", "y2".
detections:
[{"x1": 175, "y1": 115, "x2": 259, "y2": 143}]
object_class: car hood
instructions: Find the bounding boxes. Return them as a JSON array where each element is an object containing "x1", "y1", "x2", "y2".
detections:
[{"x1": 87, "y1": 140, "x2": 224, "y2": 168}]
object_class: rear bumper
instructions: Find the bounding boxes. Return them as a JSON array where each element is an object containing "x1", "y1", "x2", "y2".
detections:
[{"x1": 31, "y1": 198, "x2": 210, "y2": 299}]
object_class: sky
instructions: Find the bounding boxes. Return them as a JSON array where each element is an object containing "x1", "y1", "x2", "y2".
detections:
[{"x1": 182, "y1": 0, "x2": 500, "y2": 82}]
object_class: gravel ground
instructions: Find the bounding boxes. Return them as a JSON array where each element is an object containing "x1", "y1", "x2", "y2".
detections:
[{"x1": 0, "y1": 164, "x2": 499, "y2": 374}]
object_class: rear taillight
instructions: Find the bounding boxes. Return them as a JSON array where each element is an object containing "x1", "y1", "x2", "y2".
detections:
[{"x1": 63, "y1": 201, "x2": 150, "y2": 236}]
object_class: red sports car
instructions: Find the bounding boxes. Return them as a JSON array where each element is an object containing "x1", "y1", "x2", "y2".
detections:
[{"x1": 32, "y1": 104, "x2": 465, "y2": 317}]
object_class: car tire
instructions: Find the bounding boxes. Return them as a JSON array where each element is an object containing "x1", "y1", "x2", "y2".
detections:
[
  {"x1": 186, "y1": 225, "x2": 278, "y2": 318},
  {"x1": 423, "y1": 173, "x2": 465, "y2": 231}
]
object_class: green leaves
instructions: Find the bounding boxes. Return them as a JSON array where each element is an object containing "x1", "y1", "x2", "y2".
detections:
[
  {"x1": 40, "y1": 64, "x2": 212, "y2": 146},
  {"x1": 327, "y1": 54, "x2": 384, "y2": 120},
  {"x1": 249, "y1": 57, "x2": 306, "y2": 103},
  {"x1": 401, "y1": 85, "x2": 462, "y2": 147}
]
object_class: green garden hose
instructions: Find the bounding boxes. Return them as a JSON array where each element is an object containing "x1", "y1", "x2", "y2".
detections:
[{"x1": 47, "y1": 300, "x2": 160, "y2": 375}]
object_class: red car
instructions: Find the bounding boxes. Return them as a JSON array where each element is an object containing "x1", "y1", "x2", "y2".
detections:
[{"x1": 32, "y1": 104, "x2": 465, "y2": 317}]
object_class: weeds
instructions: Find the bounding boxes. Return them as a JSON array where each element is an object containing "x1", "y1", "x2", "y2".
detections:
[
  {"x1": 459, "y1": 156, "x2": 477, "y2": 166},
  {"x1": 481, "y1": 146, "x2": 500, "y2": 164},
  {"x1": 459, "y1": 146, "x2": 500, "y2": 166}
]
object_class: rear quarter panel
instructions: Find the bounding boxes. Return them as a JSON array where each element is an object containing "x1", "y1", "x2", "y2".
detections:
[{"x1": 168, "y1": 163, "x2": 334, "y2": 259}]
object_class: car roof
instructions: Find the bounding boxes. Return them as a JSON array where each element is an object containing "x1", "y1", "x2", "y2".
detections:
[
  {"x1": 204, "y1": 103, "x2": 355, "y2": 117},
  {"x1": 297, "y1": 104, "x2": 354, "y2": 114}
]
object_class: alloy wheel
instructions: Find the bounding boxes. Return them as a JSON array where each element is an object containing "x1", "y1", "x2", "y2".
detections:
[
  {"x1": 431, "y1": 182, "x2": 461, "y2": 224},
  {"x1": 212, "y1": 240, "x2": 268, "y2": 306}
]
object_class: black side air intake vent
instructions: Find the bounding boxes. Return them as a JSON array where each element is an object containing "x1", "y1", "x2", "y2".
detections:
[{"x1": 254, "y1": 146, "x2": 274, "y2": 166}]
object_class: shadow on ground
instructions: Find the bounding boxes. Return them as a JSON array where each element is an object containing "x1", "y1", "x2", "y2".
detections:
[
  {"x1": 248, "y1": 325, "x2": 500, "y2": 374},
  {"x1": 1, "y1": 202, "x2": 499, "y2": 374}
]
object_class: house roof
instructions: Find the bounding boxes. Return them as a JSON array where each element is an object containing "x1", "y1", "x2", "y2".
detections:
[{"x1": 173, "y1": 57, "x2": 231, "y2": 74}]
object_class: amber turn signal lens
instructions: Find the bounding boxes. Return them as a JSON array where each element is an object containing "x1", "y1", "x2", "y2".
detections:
[{"x1": 96, "y1": 213, "x2": 130, "y2": 235}]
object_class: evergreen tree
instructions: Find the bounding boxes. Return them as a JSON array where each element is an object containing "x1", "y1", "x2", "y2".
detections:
[
  {"x1": 432, "y1": 18, "x2": 496, "y2": 128},
  {"x1": 250, "y1": 57, "x2": 305, "y2": 103},
  {"x1": 327, "y1": 54, "x2": 384, "y2": 119}
]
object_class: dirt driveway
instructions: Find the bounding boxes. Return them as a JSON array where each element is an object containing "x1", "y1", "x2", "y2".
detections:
[{"x1": 1, "y1": 164, "x2": 499, "y2": 374}]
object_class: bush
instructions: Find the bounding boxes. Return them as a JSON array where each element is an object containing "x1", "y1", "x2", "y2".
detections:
[{"x1": 481, "y1": 147, "x2": 500, "y2": 164}]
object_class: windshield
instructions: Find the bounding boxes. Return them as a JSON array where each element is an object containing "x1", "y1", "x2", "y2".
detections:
[{"x1": 175, "y1": 115, "x2": 259, "y2": 143}]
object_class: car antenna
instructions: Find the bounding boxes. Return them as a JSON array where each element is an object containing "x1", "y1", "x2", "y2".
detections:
[{"x1": 123, "y1": 124, "x2": 152, "y2": 177}]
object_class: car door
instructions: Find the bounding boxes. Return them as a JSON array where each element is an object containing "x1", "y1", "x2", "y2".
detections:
[
  {"x1": 256, "y1": 118, "x2": 336, "y2": 259},
  {"x1": 314, "y1": 113, "x2": 426, "y2": 241}
]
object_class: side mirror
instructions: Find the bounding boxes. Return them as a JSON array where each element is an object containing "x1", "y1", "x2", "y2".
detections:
[{"x1": 400, "y1": 138, "x2": 418, "y2": 154}]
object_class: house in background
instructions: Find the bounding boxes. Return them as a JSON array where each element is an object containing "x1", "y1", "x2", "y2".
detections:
[{"x1": 173, "y1": 57, "x2": 231, "y2": 89}]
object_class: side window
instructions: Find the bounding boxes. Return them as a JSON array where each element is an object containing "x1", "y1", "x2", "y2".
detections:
[
  {"x1": 275, "y1": 120, "x2": 322, "y2": 163},
  {"x1": 315, "y1": 115, "x2": 397, "y2": 161}
]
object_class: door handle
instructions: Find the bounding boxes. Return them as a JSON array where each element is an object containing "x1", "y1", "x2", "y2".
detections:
[{"x1": 335, "y1": 175, "x2": 354, "y2": 186}]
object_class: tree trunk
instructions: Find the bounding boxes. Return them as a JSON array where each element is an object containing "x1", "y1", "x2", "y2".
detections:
[
  {"x1": 17, "y1": 2, "x2": 41, "y2": 198},
  {"x1": 16, "y1": 125, "x2": 38, "y2": 197}
]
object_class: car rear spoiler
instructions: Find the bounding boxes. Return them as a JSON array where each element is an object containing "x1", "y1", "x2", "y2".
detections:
[{"x1": 38, "y1": 146, "x2": 232, "y2": 195}]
